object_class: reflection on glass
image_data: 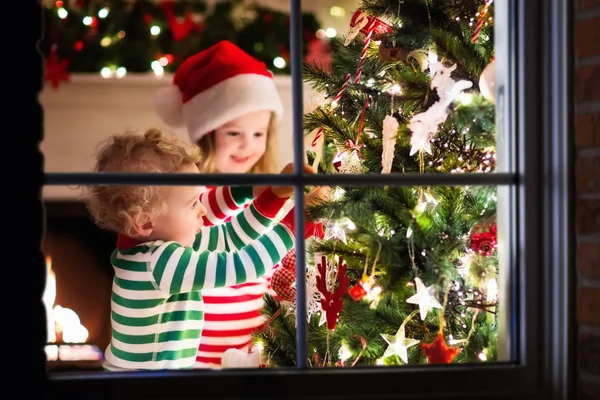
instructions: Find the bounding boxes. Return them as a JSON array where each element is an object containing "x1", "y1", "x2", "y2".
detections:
[
  {"x1": 257, "y1": 185, "x2": 507, "y2": 367},
  {"x1": 303, "y1": 1, "x2": 498, "y2": 175}
]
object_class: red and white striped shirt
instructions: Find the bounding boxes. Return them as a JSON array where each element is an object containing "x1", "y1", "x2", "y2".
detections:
[{"x1": 195, "y1": 186, "x2": 321, "y2": 368}]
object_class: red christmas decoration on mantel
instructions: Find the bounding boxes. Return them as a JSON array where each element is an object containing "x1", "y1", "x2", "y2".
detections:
[
  {"x1": 469, "y1": 222, "x2": 497, "y2": 256},
  {"x1": 44, "y1": 46, "x2": 70, "y2": 91},
  {"x1": 160, "y1": 1, "x2": 203, "y2": 41},
  {"x1": 420, "y1": 331, "x2": 461, "y2": 364},
  {"x1": 316, "y1": 255, "x2": 350, "y2": 330}
]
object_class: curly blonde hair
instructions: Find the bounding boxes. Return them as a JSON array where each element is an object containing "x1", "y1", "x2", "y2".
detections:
[
  {"x1": 84, "y1": 128, "x2": 202, "y2": 236},
  {"x1": 196, "y1": 112, "x2": 279, "y2": 173}
]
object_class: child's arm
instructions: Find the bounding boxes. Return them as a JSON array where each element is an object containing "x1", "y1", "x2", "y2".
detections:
[
  {"x1": 200, "y1": 186, "x2": 254, "y2": 226},
  {"x1": 149, "y1": 218, "x2": 295, "y2": 295},
  {"x1": 193, "y1": 187, "x2": 289, "y2": 252}
]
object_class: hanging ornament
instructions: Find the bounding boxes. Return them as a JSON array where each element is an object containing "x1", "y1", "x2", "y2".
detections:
[
  {"x1": 381, "y1": 115, "x2": 399, "y2": 173},
  {"x1": 408, "y1": 62, "x2": 473, "y2": 155},
  {"x1": 378, "y1": 38, "x2": 409, "y2": 63},
  {"x1": 285, "y1": 261, "x2": 324, "y2": 324},
  {"x1": 337, "y1": 149, "x2": 366, "y2": 174},
  {"x1": 469, "y1": 222, "x2": 497, "y2": 256},
  {"x1": 271, "y1": 250, "x2": 297, "y2": 302},
  {"x1": 44, "y1": 46, "x2": 70, "y2": 91},
  {"x1": 322, "y1": 219, "x2": 347, "y2": 244},
  {"x1": 479, "y1": 60, "x2": 496, "y2": 104},
  {"x1": 316, "y1": 255, "x2": 350, "y2": 330},
  {"x1": 420, "y1": 331, "x2": 461, "y2": 364},
  {"x1": 348, "y1": 274, "x2": 382, "y2": 303},
  {"x1": 345, "y1": 9, "x2": 393, "y2": 46},
  {"x1": 406, "y1": 277, "x2": 443, "y2": 321},
  {"x1": 471, "y1": 0, "x2": 494, "y2": 44},
  {"x1": 305, "y1": 127, "x2": 325, "y2": 170},
  {"x1": 381, "y1": 323, "x2": 420, "y2": 364},
  {"x1": 348, "y1": 280, "x2": 368, "y2": 301}
]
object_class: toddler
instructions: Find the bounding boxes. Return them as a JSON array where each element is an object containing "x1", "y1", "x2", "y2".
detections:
[{"x1": 84, "y1": 129, "x2": 313, "y2": 371}]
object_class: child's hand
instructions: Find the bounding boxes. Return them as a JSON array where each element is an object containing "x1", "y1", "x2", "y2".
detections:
[
  {"x1": 253, "y1": 186, "x2": 266, "y2": 197},
  {"x1": 272, "y1": 163, "x2": 316, "y2": 198}
]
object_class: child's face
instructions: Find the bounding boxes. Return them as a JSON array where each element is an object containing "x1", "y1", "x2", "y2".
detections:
[
  {"x1": 150, "y1": 163, "x2": 207, "y2": 247},
  {"x1": 213, "y1": 110, "x2": 270, "y2": 173}
]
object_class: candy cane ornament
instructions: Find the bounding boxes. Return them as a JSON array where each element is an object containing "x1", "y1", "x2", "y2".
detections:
[
  {"x1": 354, "y1": 20, "x2": 376, "y2": 84},
  {"x1": 471, "y1": 0, "x2": 494, "y2": 43},
  {"x1": 310, "y1": 73, "x2": 352, "y2": 147}
]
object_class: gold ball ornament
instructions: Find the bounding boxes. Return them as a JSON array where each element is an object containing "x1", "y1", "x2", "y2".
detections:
[{"x1": 479, "y1": 60, "x2": 496, "y2": 103}]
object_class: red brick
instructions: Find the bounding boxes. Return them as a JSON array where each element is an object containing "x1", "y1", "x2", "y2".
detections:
[
  {"x1": 579, "y1": 380, "x2": 600, "y2": 400},
  {"x1": 579, "y1": 333, "x2": 600, "y2": 374},
  {"x1": 578, "y1": 0, "x2": 600, "y2": 11},
  {"x1": 576, "y1": 66, "x2": 600, "y2": 102},
  {"x1": 576, "y1": 112, "x2": 600, "y2": 149},
  {"x1": 577, "y1": 157, "x2": 600, "y2": 193},
  {"x1": 579, "y1": 242, "x2": 600, "y2": 279},
  {"x1": 576, "y1": 18, "x2": 600, "y2": 58},
  {"x1": 577, "y1": 199, "x2": 600, "y2": 235},
  {"x1": 579, "y1": 287, "x2": 600, "y2": 325}
]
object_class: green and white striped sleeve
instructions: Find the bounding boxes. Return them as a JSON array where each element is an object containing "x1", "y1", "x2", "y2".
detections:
[
  {"x1": 150, "y1": 223, "x2": 295, "y2": 295},
  {"x1": 192, "y1": 187, "x2": 289, "y2": 252}
]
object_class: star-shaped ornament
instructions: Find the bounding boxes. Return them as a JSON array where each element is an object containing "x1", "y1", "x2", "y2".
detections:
[
  {"x1": 406, "y1": 277, "x2": 443, "y2": 320},
  {"x1": 322, "y1": 220, "x2": 347, "y2": 244},
  {"x1": 420, "y1": 331, "x2": 461, "y2": 364},
  {"x1": 380, "y1": 325, "x2": 420, "y2": 364},
  {"x1": 409, "y1": 129, "x2": 432, "y2": 156}
]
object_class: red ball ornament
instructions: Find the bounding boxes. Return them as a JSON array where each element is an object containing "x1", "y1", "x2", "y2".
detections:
[
  {"x1": 348, "y1": 281, "x2": 367, "y2": 301},
  {"x1": 421, "y1": 332, "x2": 461, "y2": 364},
  {"x1": 469, "y1": 222, "x2": 497, "y2": 256}
]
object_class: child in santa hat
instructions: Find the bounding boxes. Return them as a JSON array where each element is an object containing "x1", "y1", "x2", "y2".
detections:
[{"x1": 154, "y1": 40, "x2": 327, "y2": 369}]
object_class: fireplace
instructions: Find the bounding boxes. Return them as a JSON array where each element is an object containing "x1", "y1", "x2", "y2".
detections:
[{"x1": 43, "y1": 200, "x2": 117, "y2": 371}]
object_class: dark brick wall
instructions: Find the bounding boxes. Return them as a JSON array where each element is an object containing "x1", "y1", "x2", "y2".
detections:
[{"x1": 575, "y1": 1, "x2": 600, "y2": 399}]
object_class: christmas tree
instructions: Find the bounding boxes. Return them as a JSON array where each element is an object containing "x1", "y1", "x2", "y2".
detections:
[
  {"x1": 40, "y1": 0, "x2": 321, "y2": 77},
  {"x1": 255, "y1": 0, "x2": 500, "y2": 367}
]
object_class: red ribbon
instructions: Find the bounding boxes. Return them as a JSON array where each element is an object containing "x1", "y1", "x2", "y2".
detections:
[{"x1": 345, "y1": 139, "x2": 363, "y2": 158}]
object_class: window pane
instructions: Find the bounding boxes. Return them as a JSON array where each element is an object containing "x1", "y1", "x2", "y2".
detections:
[
  {"x1": 256, "y1": 185, "x2": 512, "y2": 367},
  {"x1": 39, "y1": 1, "x2": 318, "y2": 178},
  {"x1": 43, "y1": 186, "x2": 297, "y2": 373},
  {"x1": 303, "y1": 0, "x2": 503, "y2": 175}
]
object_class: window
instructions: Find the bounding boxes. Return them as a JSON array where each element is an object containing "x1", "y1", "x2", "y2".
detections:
[{"x1": 38, "y1": 0, "x2": 573, "y2": 399}]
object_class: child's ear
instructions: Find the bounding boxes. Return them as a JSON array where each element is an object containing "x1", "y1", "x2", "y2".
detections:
[{"x1": 131, "y1": 212, "x2": 154, "y2": 237}]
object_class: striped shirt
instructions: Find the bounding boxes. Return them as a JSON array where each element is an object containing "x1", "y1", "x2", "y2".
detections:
[
  {"x1": 103, "y1": 188, "x2": 294, "y2": 371},
  {"x1": 194, "y1": 187, "x2": 320, "y2": 369},
  {"x1": 195, "y1": 186, "x2": 287, "y2": 368}
]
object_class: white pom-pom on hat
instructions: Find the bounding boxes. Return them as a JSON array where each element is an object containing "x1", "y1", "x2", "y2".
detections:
[{"x1": 154, "y1": 85, "x2": 184, "y2": 127}]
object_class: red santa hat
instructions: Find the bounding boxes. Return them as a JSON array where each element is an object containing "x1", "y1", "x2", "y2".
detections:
[{"x1": 154, "y1": 40, "x2": 284, "y2": 143}]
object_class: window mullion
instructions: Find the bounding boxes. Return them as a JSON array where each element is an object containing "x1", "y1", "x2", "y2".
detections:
[
  {"x1": 290, "y1": 0, "x2": 308, "y2": 369},
  {"x1": 44, "y1": 172, "x2": 518, "y2": 187}
]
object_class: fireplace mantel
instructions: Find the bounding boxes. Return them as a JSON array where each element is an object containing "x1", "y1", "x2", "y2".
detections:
[{"x1": 41, "y1": 73, "x2": 313, "y2": 200}]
